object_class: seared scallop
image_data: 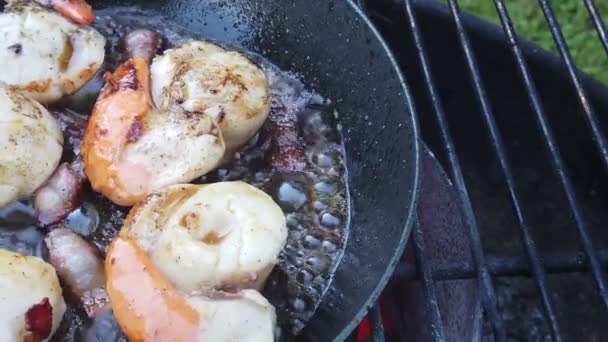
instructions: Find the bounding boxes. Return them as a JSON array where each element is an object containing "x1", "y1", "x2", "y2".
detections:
[
  {"x1": 106, "y1": 237, "x2": 277, "y2": 342},
  {"x1": 0, "y1": 84, "x2": 63, "y2": 208},
  {"x1": 81, "y1": 58, "x2": 225, "y2": 206},
  {"x1": 151, "y1": 41, "x2": 271, "y2": 153},
  {"x1": 0, "y1": 249, "x2": 66, "y2": 342},
  {"x1": 187, "y1": 290, "x2": 276, "y2": 341},
  {"x1": 83, "y1": 39, "x2": 271, "y2": 206},
  {"x1": 120, "y1": 181, "x2": 287, "y2": 293},
  {"x1": 0, "y1": 2, "x2": 105, "y2": 104}
]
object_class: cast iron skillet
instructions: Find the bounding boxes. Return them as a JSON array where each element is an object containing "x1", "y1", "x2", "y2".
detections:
[{"x1": 90, "y1": 0, "x2": 420, "y2": 340}]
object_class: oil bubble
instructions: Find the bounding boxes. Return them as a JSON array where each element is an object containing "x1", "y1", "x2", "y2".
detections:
[
  {"x1": 305, "y1": 256, "x2": 328, "y2": 273},
  {"x1": 320, "y1": 212, "x2": 341, "y2": 228},
  {"x1": 277, "y1": 182, "x2": 307, "y2": 211},
  {"x1": 303, "y1": 235, "x2": 321, "y2": 249},
  {"x1": 322, "y1": 240, "x2": 338, "y2": 253},
  {"x1": 296, "y1": 270, "x2": 313, "y2": 285},
  {"x1": 313, "y1": 200, "x2": 328, "y2": 212},
  {"x1": 314, "y1": 181, "x2": 337, "y2": 195},
  {"x1": 291, "y1": 297, "x2": 308, "y2": 312}
]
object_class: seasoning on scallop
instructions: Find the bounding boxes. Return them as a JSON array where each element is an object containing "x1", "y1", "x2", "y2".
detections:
[
  {"x1": 0, "y1": 84, "x2": 63, "y2": 208},
  {"x1": 119, "y1": 181, "x2": 288, "y2": 293},
  {"x1": 0, "y1": 249, "x2": 66, "y2": 342},
  {"x1": 81, "y1": 56, "x2": 226, "y2": 206},
  {"x1": 0, "y1": 0, "x2": 105, "y2": 104},
  {"x1": 151, "y1": 41, "x2": 271, "y2": 153}
]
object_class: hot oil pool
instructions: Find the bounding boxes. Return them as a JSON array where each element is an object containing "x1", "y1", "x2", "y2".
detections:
[{"x1": 0, "y1": 7, "x2": 349, "y2": 340}]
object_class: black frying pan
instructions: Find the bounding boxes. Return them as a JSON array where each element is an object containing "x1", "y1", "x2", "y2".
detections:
[{"x1": 87, "y1": 0, "x2": 420, "y2": 340}]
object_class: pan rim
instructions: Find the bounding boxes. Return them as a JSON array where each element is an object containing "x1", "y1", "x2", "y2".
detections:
[{"x1": 331, "y1": 0, "x2": 421, "y2": 340}]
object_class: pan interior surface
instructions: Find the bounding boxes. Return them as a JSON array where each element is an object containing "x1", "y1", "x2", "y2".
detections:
[{"x1": 87, "y1": 0, "x2": 419, "y2": 340}]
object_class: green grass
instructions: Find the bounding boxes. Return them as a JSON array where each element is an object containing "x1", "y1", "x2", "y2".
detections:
[{"x1": 442, "y1": 0, "x2": 608, "y2": 85}]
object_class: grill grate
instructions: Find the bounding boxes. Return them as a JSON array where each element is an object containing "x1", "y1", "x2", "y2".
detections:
[
  {"x1": 412, "y1": 223, "x2": 446, "y2": 341},
  {"x1": 585, "y1": 0, "x2": 608, "y2": 56},
  {"x1": 353, "y1": 0, "x2": 608, "y2": 341}
]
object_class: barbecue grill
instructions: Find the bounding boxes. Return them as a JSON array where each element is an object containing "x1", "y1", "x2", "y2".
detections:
[{"x1": 351, "y1": 0, "x2": 608, "y2": 340}]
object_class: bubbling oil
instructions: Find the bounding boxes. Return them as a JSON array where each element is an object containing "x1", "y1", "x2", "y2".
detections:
[{"x1": 1, "y1": 7, "x2": 349, "y2": 340}]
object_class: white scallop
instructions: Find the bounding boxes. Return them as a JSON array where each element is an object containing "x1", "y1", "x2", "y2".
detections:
[
  {"x1": 0, "y1": 4, "x2": 105, "y2": 104},
  {"x1": 0, "y1": 249, "x2": 66, "y2": 342},
  {"x1": 188, "y1": 290, "x2": 276, "y2": 342},
  {"x1": 151, "y1": 41, "x2": 270, "y2": 153},
  {"x1": 119, "y1": 108, "x2": 225, "y2": 195},
  {"x1": 121, "y1": 181, "x2": 287, "y2": 293},
  {"x1": 0, "y1": 84, "x2": 63, "y2": 208}
]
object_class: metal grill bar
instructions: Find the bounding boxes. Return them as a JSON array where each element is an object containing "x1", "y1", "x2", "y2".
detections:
[
  {"x1": 537, "y1": 0, "x2": 608, "y2": 174},
  {"x1": 494, "y1": 0, "x2": 608, "y2": 311},
  {"x1": 396, "y1": 248, "x2": 608, "y2": 281},
  {"x1": 412, "y1": 223, "x2": 445, "y2": 341},
  {"x1": 403, "y1": 0, "x2": 506, "y2": 340},
  {"x1": 444, "y1": 0, "x2": 563, "y2": 338},
  {"x1": 584, "y1": 0, "x2": 608, "y2": 57}
]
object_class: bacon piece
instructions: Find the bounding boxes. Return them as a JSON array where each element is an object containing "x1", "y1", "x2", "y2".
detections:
[
  {"x1": 122, "y1": 29, "x2": 162, "y2": 64},
  {"x1": 24, "y1": 297, "x2": 53, "y2": 342},
  {"x1": 45, "y1": 227, "x2": 109, "y2": 317},
  {"x1": 52, "y1": 108, "x2": 88, "y2": 156},
  {"x1": 34, "y1": 161, "x2": 86, "y2": 227},
  {"x1": 268, "y1": 124, "x2": 307, "y2": 174}
]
